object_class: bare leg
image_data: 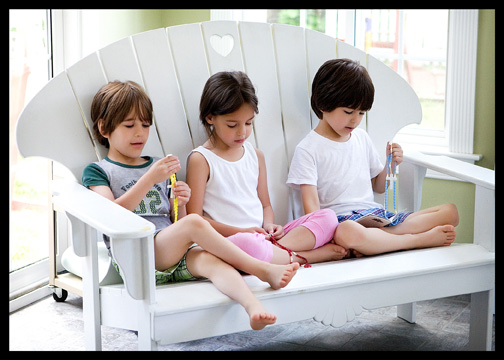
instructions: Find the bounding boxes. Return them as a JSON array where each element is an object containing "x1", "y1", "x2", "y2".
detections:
[
  {"x1": 186, "y1": 247, "x2": 276, "y2": 330},
  {"x1": 276, "y1": 226, "x2": 316, "y2": 250},
  {"x1": 335, "y1": 220, "x2": 456, "y2": 255},
  {"x1": 383, "y1": 203, "x2": 459, "y2": 235},
  {"x1": 270, "y1": 226, "x2": 347, "y2": 264},
  {"x1": 296, "y1": 242, "x2": 348, "y2": 263},
  {"x1": 154, "y1": 214, "x2": 299, "y2": 289}
]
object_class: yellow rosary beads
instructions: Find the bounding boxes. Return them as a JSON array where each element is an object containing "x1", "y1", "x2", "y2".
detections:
[{"x1": 170, "y1": 173, "x2": 178, "y2": 223}]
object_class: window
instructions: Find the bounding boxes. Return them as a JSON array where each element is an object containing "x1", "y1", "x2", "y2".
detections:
[
  {"x1": 357, "y1": 10, "x2": 448, "y2": 132},
  {"x1": 211, "y1": 9, "x2": 480, "y2": 168},
  {"x1": 10, "y1": 9, "x2": 53, "y2": 309}
]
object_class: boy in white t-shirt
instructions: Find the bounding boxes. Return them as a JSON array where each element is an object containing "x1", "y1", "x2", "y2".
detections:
[{"x1": 287, "y1": 59, "x2": 459, "y2": 256}]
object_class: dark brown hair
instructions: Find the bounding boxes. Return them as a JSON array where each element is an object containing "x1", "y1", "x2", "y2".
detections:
[
  {"x1": 199, "y1": 71, "x2": 259, "y2": 141},
  {"x1": 311, "y1": 58, "x2": 374, "y2": 119},
  {"x1": 90, "y1": 80, "x2": 153, "y2": 148}
]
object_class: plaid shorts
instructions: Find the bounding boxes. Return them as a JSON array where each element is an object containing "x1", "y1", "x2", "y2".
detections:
[
  {"x1": 337, "y1": 208, "x2": 412, "y2": 227},
  {"x1": 111, "y1": 243, "x2": 199, "y2": 285}
]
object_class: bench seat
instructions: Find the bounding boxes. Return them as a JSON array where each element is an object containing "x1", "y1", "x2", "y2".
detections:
[{"x1": 100, "y1": 243, "x2": 493, "y2": 345}]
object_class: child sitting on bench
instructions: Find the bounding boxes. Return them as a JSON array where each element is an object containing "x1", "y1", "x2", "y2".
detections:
[{"x1": 287, "y1": 59, "x2": 459, "y2": 256}]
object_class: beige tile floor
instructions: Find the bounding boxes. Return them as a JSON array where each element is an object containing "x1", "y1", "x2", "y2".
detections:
[{"x1": 10, "y1": 292, "x2": 494, "y2": 351}]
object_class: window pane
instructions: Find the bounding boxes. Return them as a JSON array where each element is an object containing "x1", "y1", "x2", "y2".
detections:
[
  {"x1": 219, "y1": 9, "x2": 451, "y2": 136},
  {"x1": 10, "y1": 10, "x2": 52, "y2": 272},
  {"x1": 305, "y1": 9, "x2": 326, "y2": 33},
  {"x1": 361, "y1": 10, "x2": 448, "y2": 131},
  {"x1": 267, "y1": 9, "x2": 300, "y2": 26}
]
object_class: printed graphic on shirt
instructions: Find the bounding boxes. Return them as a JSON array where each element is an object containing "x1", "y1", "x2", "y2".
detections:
[{"x1": 133, "y1": 188, "x2": 164, "y2": 215}]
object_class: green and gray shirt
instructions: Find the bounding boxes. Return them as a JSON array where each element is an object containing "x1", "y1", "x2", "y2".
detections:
[{"x1": 82, "y1": 156, "x2": 173, "y2": 234}]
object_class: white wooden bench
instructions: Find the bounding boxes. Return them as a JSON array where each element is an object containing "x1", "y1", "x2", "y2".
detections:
[{"x1": 16, "y1": 21, "x2": 494, "y2": 350}]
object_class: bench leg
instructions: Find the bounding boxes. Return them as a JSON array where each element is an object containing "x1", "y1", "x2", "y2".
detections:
[
  {"x1": 469, "y1": 290, "x2": 494, "y2": 351},
  {"x1": 137, "y1": 297, "x2": 157, "y2": 350},
  {"x1": 138, "y1": 330, "x2": 157, "y2": 351},
  {"x1": 397, "y1": 302, "x2": 417, "y2": 323},
  {"x1": 82, "y1": 225, "x2": 101, "y2": 350}
]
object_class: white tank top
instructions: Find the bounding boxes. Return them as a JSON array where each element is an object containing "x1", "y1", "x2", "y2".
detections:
[{"x1": 192, "y1": 141, "x2": 264, "y2": 228}]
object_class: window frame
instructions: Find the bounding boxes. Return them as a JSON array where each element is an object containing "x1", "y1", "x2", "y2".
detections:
[{"x1": 210, "y1": 9, "x2": 482, "y2": 178}]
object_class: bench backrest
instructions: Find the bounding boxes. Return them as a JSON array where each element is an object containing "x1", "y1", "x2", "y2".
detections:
[{"x1": 16, "y1": 21, "x2": 421, "y2": 225}]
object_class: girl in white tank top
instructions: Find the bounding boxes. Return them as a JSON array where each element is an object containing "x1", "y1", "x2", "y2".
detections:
[{"x1": 186, "y1": 71, "x2": 347, "y2": 266}]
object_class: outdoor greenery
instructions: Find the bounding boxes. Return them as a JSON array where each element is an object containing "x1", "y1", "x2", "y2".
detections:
[{"x1": 267, "y1": 9, "x2": 326, "y2": 33}]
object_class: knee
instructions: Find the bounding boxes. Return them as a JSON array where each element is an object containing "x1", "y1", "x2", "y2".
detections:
[
  {"x1": 181, "y1": 213, "x2": 212, "y2": 232},
  {"x1": 443, "y1": 203, "x2": 459, "y2": 227},
  {"x1": 319, "y1": 208, "x2": 338, "y2": 223},
  {"x1": 317, "y1": 208, "x2": 339, "y2": 232},
  {"x1": 334, "y1": 221, "x2": 364, "y2": 249},
  {"x1": 228, "y1": 233, "x2": 273, "y2": 262}
]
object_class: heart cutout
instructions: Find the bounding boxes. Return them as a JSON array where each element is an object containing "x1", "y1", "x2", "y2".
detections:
[{"x1": 210, "y1": 34, "x2": 234, "y2": 57}]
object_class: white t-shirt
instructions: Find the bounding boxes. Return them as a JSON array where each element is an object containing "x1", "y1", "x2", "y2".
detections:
[
  {"x1": 191, "y1": 141, "x2": 264, "y2": 228},
  {"x1": 287, "y1": 128, "x2": 384, "y2": 216}
]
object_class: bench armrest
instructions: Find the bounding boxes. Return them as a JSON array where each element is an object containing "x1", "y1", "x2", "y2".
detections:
[
  {"x1": 402, "y1": 150, "x2": 495, "y2": 252},
  {"x1": 403, "y1": 150, "x2": 494, "y2": 190},
  {"x1": 52, "y1": 180, "x2": 156, "y2": 240},
  {"x1": 52, "y1": 180, "x2": 156, "y2": 300}
]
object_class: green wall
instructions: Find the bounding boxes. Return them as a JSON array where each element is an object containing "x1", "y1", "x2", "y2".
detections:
[
  {"x1": 474, "y1": 9, "x2": 495, "y2": 171},
  {"x1": 80, "y1": 9, "x2": 210, "y2": 52},
  {"x1": 159, "y1": 9, "x2": 211, "y2": 26},
  {"x1": 419, "y1": 9, "x2": 494, "y2": 244}
]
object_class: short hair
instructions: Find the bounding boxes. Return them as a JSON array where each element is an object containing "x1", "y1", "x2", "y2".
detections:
[
  {"x1": 90, "y1": 80, "x2": 153, "y2": 148},
  {"x1": 199, "y1": 71, "x2": 259, "y2": 141},
  {"x1": 311, "y1": 58, "x2": 375, "y2": 119}
]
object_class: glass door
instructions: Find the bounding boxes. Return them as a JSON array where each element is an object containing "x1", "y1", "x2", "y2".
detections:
[{"x1": 10, "y1": 9, "x2": 53, "y2": 303}]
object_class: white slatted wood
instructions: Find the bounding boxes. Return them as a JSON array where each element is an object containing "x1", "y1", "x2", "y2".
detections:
[
  {"x1": 15, "y1": 72, "x2": 98, "y2": 181},
  {"x1": 98, "y1": 37, "x2": 144, "y2": 85},
  {"x1": 99, "y1": 37, "x2": 164, "y2": 159},
  {"x1": 200, "y1": 21, "x2": 257, "y2": 148},
  {"x1": 366, "y1": 54, "x2": 422, "y2": 163},
  {"x1": 272, "y1": 24, "x2": 311, "y2": 164},
  {"x1": 240, "y1": 21, "x2": 290, "y2": 225},
  {"x1": 66, "y1": 52, "x2": 109, "y2": 160},
  {"x1": 336, "y1": 39, "x2": 367, "y2": 65},
  {"x1": 202, "y1": 21, "x2": 244, "y2": 75},
  {"x1": 305, "y1": 28, "x2": 337, "y2": 129},
  {"x1": 284, "y1": 28, "x2": 338, "y2": 220},
  {"x1": 132, "y1": 29, "x2": 194, "y2": 180},
  {"x1": 336, "y1": 40, "x2": 368, "y2": 132},
  {"x1": 272, "y1": 24, "x2": 313, "y2": 222},
  {"x1": 167, "y1": 24, "x2": 210, "y2": 148}
]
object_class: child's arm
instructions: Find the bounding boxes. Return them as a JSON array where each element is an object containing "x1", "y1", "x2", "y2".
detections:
[
  {"x1": 255, "y1": 148, "x2": 284, "y2": 239},
  {"x1": 300, "y1": 184, "x2": 321, "y2": 214},
  {"x1": 170, "y1": 180, "x2": 191, "y2": 221}
]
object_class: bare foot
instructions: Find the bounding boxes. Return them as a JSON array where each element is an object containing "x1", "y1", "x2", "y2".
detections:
[
  {"x1": 249, "y1": 311, "x2": 277, "y2": 330},
  {"x1": 262, "y1": 262, "x2": 300, "y2": 290},
  {"x1": 416, "y1": 224, "x2": 456, "y2": 248}
]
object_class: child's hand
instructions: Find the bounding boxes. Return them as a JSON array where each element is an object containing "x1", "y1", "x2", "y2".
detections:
[
  {"x1": 147, "y1": 154, "x2": 181, "y2": 185},
  {"x1": 243, "y1": 227, "x2": 268, "y2": 235},
  {"x1": 386, "y1": 142, "x2": 403, "y2": 166},
  {"x1": 264, "y1": 223, "x2": 284, "y2": 240},
  {"x1": 172, "y1": 180, "x2": 191, "y2": 207}
]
